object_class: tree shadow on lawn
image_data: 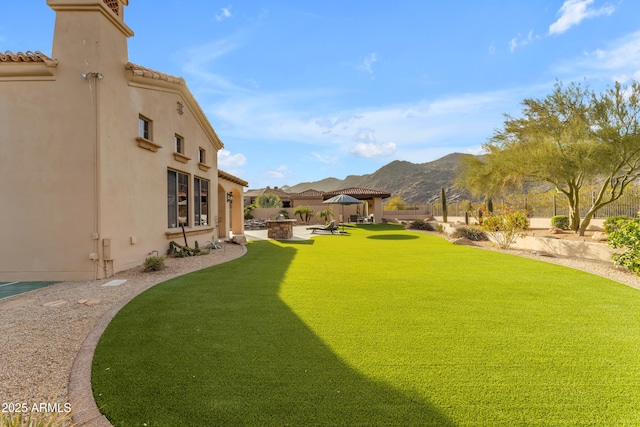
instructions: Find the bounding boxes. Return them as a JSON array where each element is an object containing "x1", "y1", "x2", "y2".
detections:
[{"x1": 92, "y1": 240, "x2": 455, "y2": 426}]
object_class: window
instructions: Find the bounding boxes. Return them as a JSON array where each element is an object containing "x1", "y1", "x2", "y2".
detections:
[
  {"x1": 194, "y1": 177, "x2": 209, "y2": 226},
  {"x1": 198, "y1": 148, "x2": 206, "y2": 164},
  {"x1": 167, "y1": 170, "x2": 189, "y2": 228},
  {"x1": 174, "y1": 134, "x2": 184, "y2": 154},
  {"x1": 139, "y1": 116, "x2": 152, "y2": 140}
]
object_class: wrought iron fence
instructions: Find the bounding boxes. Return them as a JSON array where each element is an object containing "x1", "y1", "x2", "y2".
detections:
[{"x1": 393, "y1": 187, "x2": 640, "y2": 219}]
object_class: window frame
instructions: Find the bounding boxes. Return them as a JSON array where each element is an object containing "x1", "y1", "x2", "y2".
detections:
[
  {"x1": 167, "y1": 169, "x2": 190, "y2": 229},
  {"x1": 174, "y1": 134, "x2": 184, "y2": 154},
  {"x1": 138, "y1": 115, "x2": 152, "y2": 140},
  {"x1": 194, "y1": 177, "x2": 209, "y2": 226},
  {"x1": 198, "y1": 147, "x2": 206, "y2": 164}
]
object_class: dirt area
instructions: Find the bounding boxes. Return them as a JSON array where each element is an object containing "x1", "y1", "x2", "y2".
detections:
[{"x1": 526, "y1": 228, "x2": 607, "y2": 243}]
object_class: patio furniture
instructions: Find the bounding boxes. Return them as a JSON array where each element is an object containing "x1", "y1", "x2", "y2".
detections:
[{"x1": 306, "y1": 220, "x2": 338, "y2": 234}]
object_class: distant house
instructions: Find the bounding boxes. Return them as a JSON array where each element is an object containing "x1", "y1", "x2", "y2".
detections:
[
  {"x1": 245, "y1": 186, "x2": 292, "y2": 208},
  {"x1": 246, "y1": 186, "x2": 390, "y2": 223},
  {"x1": 0, "y1": 0, "x2": 247, "y2": 281}
]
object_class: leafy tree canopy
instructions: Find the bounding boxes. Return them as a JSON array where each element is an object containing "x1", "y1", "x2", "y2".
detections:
[{"x1": 457, "y1": 80, "x2": 640, "y2": 235}]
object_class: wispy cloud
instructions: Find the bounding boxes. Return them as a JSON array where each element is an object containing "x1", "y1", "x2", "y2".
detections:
[
  {"x1": 510, "y1": 30, "x2": 541, "y2": 53},
  {"x1": 266, "y1": 165, "x2": 291, "y2": 179},
  {"x1": 549, "y1": 0, "x2": 615, "y2": 35},
  {"x1": 215, "y1": 6, "x2": 233, "y2": 22},
  {"x1": 180, "y1": 37, "x2": 248, "y2": 94},
  {"x1": 553, "y1": 31, "x2": 640, "y2": 82},
  {"x1": 356, "y1": 52, "x2": 378, "y2": 76}
]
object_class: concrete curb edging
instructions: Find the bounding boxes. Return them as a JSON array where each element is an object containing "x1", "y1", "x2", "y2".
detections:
[{"x1": 68, "y1": 244, "x2": 248, "y2": 426}]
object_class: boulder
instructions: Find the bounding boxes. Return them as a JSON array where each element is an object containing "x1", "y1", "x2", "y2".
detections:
[
  {"x1": 592, "y1": 231, "x2": 608, "y2": 242},
  {"x1": 549, "y1": 227, "x2": 564, "y2": 234},
  {"x1": 231, "y1": 235, "x2": 247, "y2": 245}
]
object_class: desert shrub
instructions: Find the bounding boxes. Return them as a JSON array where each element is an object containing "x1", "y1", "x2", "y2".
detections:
[
  {"x1": 0, "y1": 404, "x2": 73, "y2": 426},
  {"x1": 607, "y1": 212, "x2": 640, "y2": 275},
  {"x1": 244, "y1": 204, "x2": 256, "y2": 220},
  {"x1": 603, "y1": 215, "x2": 632, "y2": 234},
  {"x1": 409, "y1": 219, "x2": 435, "y2": 231},
  {"x1": 451, "y1": 226, "x2": 487, "y2": 241},
  {"x1": 481, "y1": 209, "x2": 529, "y2": 249},
  {"x1": 551, "y1": 215, "x2": 570, "y2": 230},
  {"x1": 436, "y1": 223, "x2": 444, "y2": 233},
  {"x1": 143, "y1": 255, "x2": 165, "y2": 272}
]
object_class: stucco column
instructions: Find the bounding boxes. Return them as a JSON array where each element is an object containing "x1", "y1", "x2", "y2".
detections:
[{"x1": 372, "y1": 197, "x2": 383, "y2": 223}]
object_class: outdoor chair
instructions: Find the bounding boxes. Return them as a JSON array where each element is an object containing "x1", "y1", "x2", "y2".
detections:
[{"x1": 306, "y1": 220, "x2": 338, "y2": 234}]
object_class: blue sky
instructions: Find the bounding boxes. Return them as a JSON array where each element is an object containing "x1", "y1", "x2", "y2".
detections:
[{"x1": 3, "y1": 1, "x2": 640, "y2": 188}]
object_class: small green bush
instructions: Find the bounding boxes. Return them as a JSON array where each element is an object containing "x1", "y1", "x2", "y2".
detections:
[
  {"x1": 451, "y1": 226, "x2": 487, "y2": 241},
  {"x1": 481, "y1": 209, "x2": 529, "y2": 249},
  {"x1": 143, "y1": 255, "x2": 165, "y2": 272},
  {"x1": 603, "y1": 215, "x2": 631, "y2": 234},
  {"x1": 409, "y1": 219, "x2": 435, "y2": 231},
  {"x1": 607, "y1": 212, "x2": 640, "y2": 275},
  {"x1": 551, "y1": 215, "x2": 569, "y2": 230}
]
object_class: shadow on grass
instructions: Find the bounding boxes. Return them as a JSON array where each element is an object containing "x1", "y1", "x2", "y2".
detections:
[{"x1": 93, "y1": 241, "x2": 455, "y2": 426}]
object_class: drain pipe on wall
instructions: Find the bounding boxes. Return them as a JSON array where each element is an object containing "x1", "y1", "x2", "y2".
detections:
[{"x1": 83, "y1": 71, "x2": 103, "y2": 280}]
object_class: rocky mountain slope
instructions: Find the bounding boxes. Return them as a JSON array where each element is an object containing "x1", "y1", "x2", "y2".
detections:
[{"x1": 284, "y1": 152, "x2": 476, "y2": 204}]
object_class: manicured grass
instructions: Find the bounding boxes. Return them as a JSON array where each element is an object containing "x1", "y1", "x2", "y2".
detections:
[{"x1": 92, "y1": 224, "x2": 640, "y2": 426}]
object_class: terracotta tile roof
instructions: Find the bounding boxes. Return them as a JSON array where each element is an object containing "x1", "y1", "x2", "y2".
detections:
[
  {"x1": 290, "y1": 189, "x2": 325, "y2": 198},
  {"x1": 218, "y1": 169, "x2": 248, "y2": 187},
  {"x1": 325, "y1": 187, "x2": 391, "y2": 199},
  {"x1": 125, "y1": 62, "x2": 185, "y2": 86},
  {"x1": 0, "y1": 51, "x2": 57, "y2": 67},
  {"x1": 261, "y1": 186, "x2": 291, "y2": 199}
]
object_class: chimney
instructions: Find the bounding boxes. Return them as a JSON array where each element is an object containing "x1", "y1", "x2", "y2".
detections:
[{"x1": 48, "y1": 0, "x2": 134, "y2": 70}]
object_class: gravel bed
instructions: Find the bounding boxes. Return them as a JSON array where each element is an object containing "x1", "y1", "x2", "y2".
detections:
[
  {"x1": 0, "y1": 243, "x2": 245, "y2": 407},
  {"x1": 1, "y1": 233, "x2": 639, "y2": 420}
]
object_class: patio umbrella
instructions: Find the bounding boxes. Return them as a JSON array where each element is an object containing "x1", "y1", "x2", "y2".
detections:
[{"x1": 323, "y1": 194, "x2": 362, "y2": 232}]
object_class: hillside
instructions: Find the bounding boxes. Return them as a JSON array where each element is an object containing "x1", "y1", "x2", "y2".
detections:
[{"x1": 285, "y1": 152, "x2": 477, "y2": 204}]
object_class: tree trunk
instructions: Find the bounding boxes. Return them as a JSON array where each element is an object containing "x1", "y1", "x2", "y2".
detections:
[{"x1": 578, "y1": 211, "x2": 596, "y2": 236}]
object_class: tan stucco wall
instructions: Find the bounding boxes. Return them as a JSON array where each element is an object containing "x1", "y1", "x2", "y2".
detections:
[{"x1": 0, "y1": 1, "x2": 230, "y2": 280}]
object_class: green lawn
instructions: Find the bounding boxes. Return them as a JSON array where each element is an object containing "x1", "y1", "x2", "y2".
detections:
[{"x1": 92, "y1": 224, "x2": 640, "y2": 426}]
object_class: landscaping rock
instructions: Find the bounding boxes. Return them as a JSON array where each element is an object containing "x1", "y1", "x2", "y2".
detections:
[
  {"x1": 231, "y1": 235, "x2": 247, "y2": 245},
  {"x1": 451, "y1": 237, "x2": 476, "y2": 246},
  {"x1": 549, "y1": 227, "x2": 564, "y2": 234},
  {"x1": 592, "y1": 231, "x2": 608, "y2": 242}
]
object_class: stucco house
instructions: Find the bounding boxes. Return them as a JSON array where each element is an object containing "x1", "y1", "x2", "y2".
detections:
[{"x1": 0, "y1": 0, "x2": 247, "y2": 281}]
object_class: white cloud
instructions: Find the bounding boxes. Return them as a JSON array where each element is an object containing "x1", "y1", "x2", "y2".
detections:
[
  {"x1": 215, "y1": 6, "x2": 233, "y2": 22},
  {"x1": 349, "y1": 141, "x2": 397, "y2": 158},
  {"x1": 488, "y1": 43, "x2": 496, "y2": 56},
  {"x1": 549, "y1": 0, "x2": 615, "y2": 35},
  {"x1": 356, "y1": 52, "x2": 378, "y2": 76},
  {"x1": 218, "y1": 149, "x2": 247, "y2": 169},
  {"x1": 266, "y1": 165, "x2": 291, "y2": 179}
]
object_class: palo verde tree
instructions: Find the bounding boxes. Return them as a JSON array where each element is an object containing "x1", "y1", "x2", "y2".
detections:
[
  {"x1": 457, "y1": 80, "x2": 640, "y2": 235},
  {"x1": 386, "y1": 195, "x2": 408, "y2": 210}
]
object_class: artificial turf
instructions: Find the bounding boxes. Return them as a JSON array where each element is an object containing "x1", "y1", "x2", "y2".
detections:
[{"x1": 92, "y1": 224, "x2": 640, "y2": 426}]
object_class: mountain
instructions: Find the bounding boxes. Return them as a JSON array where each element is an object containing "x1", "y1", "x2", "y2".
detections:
[{"x1": 284, "y1": 152, "x2": 477, "y2": 204}]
